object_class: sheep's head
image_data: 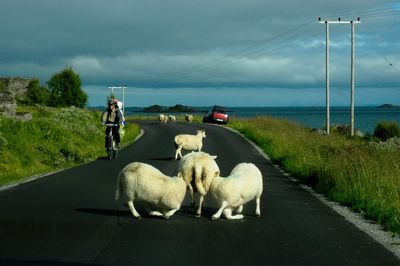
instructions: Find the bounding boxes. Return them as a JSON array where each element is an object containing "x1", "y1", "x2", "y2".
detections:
[{"x1": 197, "y1": 130, "x2": 206, "y2": 138}]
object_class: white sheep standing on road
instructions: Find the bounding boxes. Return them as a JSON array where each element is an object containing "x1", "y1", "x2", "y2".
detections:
[
  {"x1": 158, "y1": 114, "x2": 165, "y2": 123},
  {"x1": 177, "y1": 151, "x2": 220, "y2": 217},
  {"x1": 168, "y1": 115, "x2": 176, "y2": 123},
  {"x1": 210, "y1": 162, "x2": 263, "y2": 220},
  {"x1": 185, "y1": 114, "x2": 193, "y2": 123},
  {"x1": 174, "y1": 130, "x2": 206, "y2": 160},
  {"x1": 115, "y1": 162, "x2": 186, "y2": 219}
]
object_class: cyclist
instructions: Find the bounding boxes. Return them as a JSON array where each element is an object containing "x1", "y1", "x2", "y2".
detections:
[{"x1": 101, "y1": 100, "x2": 123, "y2": 149}]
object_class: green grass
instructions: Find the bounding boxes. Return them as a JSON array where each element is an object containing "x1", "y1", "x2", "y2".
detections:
[
  {"x1": 228, "y1": 116, "x2": 400, "y2": 234},
  {"x1": 0, "y1": 106, "x2": 140, "y2": 186}
]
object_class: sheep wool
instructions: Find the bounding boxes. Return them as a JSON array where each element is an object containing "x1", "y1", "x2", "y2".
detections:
[
  {"x1": 210, "y1": 163, "x2": 263, "y2": 220},
  {"x1": 115, "y1": 162, "x2": 187, "y2": 219},
  {"x1": 177, "y1": 151, "x2": 220, "y2": 217},
  {"x1": 174, "y1": 130, "x2": 206, "y2": 160}
]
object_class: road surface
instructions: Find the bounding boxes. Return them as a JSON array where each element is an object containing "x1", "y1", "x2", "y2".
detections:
[{"x1": 0, "y1": 120, "x2": 399, "y2": 265}]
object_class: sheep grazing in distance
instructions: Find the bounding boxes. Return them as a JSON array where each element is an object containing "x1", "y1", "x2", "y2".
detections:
[
  {"x1": 115, "y1": 162, "x2": 186, "y2": 219},
  {"x1": 174, "y1": 130, "x2": 206, "y2": 160},
  {"x1": 185, "y1": 114, "x2": 193, "y2": 123},
  {"x1": 177, "y1": 151, "x2": 220, "y2": 217},
  {"x1": 163, "y1": 115, "x2": 169, "y2": 123},
  {"x1": 158, "y1": 113, "x2": 165, "y2": 123},
  {"x1": 210, "y1": 163, "x2": 263, "y2": 220},
  {"x1": 158, "y1": 113, "x2": 168, "y2": 124},
  {"x1": 168, "y1": 115, "x2": 176, "y2": 123}
]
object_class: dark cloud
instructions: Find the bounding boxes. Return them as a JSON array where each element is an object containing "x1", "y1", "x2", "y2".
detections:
[{"x1": 0, "y1": 0, "x2": 399, "y2": 106}]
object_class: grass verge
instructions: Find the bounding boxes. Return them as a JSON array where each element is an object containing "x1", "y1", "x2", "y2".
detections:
[
  {"x1": 0, "y1": 106, "x2": 140, "y2": 187},
  {"x1": 228, "y1": 116, "x2": 400, "y2": 234}
]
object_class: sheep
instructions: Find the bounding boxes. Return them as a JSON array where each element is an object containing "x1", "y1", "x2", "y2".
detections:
[
  {"x1": 115, "y1": 162, "x2": 186, "y2": 219},
  {"x1": 185, "y1": 114, "x2": 193, "y2": 123},
  {"x1": 158, "y1": 113, "x2": 168, "y2": 124},
  {"x1": 168, "y1": 115, "x2": 176, "y2": 123},
  {"x1": 177, "y1": 151, "x2": 220, "y2": 217},
  {"x1": 209, "y1": 163, "x2": 263, "y2": 220},
  {"x1": 174, "y1": 130, "x2": 206, "y2": 160},
  {"x1": 158, "y1": 113, "x2": 165, "y2": 123}
]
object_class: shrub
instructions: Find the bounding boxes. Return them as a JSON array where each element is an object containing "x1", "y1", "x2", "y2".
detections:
[
  {"x1": 25, "y1": 78, "x2": 50, "y2": 105},
  {"x1": 0, "y1": 134, "x2": 7, "y2": 148},
  {"x1": 47, "y1": 67, "x2": 87, "y2": 108},
  {"x1": 373, "y1": 121, "x2": 400, "y2": 141},
  {"x1": 0, "y1": 80, "x2": 5, "y2": 92}
]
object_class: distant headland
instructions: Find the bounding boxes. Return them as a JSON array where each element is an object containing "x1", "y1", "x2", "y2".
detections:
[
  {"x1": 378, "y1": 104, "x2": 400, "y2": 108},
  {"x1": 143, "y1": 104, "x2": 198, "y2": 113}
]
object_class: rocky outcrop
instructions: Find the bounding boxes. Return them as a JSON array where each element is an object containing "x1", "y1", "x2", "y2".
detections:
[{"x1": 0, "y1": 77, "x2": 30, "y2": 118}]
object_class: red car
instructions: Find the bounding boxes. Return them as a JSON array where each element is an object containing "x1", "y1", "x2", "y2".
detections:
[{"x1": 203, "y1": 105, "x2": 229, "y2": 124}]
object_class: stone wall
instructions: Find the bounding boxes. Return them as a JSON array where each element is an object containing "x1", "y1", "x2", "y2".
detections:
[{"x1": 0, "y1": 77, "x2": 30, "y2": 116}]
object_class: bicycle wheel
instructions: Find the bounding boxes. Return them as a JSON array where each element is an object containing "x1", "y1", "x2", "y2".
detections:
[
  {"x1": 112, "y1": 139, "x2": 118, "y2": 159},
  {"x1": 106, "y1": 135, "x2": 114, "y2": 160},
  {"x1": 107, "y1": 148, "x2": 113, "y2": 160}
]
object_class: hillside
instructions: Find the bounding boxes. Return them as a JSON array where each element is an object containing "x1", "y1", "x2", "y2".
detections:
[{"x1": 0, "y1": 106, "x2": 140, "y2": 186}]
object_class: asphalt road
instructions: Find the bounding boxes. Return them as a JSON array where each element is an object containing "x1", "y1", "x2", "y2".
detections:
[{"x1": 0, "y1": 120, "x2": 399, "y2": 266}]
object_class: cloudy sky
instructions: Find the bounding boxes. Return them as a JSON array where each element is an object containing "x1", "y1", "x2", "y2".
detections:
[{"x1": 1, "y1": 0, "x2": 399, "y2": 107}]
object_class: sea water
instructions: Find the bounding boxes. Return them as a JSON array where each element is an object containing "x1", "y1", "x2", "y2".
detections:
[
  {"x1": 228, "y1": 106, "x2": 400, "y2": 134},
  {"x1": 126, "y1": 106, "x2": 400, "y2": 134}
]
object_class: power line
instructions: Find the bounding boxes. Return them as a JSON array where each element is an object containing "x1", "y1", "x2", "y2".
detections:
[{"x1": 127, "y1": 6, "x2": 400, "y2": 88}]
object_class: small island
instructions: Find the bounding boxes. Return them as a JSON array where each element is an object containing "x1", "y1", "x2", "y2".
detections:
[
  {"x1": 143, "y1": 104, "x2": 197, "y2": 113},
  {"x1": 378, "y1": 104, "x2": 400, "y2": 108}
]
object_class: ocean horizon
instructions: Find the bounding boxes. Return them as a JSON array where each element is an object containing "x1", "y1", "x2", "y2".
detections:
[{"x1": 108, "y1": 105, "x2": 400, "y2": 134}]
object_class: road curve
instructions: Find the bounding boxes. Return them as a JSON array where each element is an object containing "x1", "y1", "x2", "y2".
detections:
[{"x1": 0, "y1": 120, "x2": 399, "y2": 266}]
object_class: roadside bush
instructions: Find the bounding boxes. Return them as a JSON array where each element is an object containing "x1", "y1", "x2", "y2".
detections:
[
  {"x1": 0, "y1": 134, "x2": 7, "y2": 148},
  {"x1": 373, "y1": 121, "x2": 400, "y2": 141},
  {"x1": 25, "y1": 78, "x2": 50, "y2": 105},
  {"x1": 47, "y1": 67, "x2": 87, "y2": 108}
]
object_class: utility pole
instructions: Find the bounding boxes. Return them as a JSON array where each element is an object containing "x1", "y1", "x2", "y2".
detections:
[
  {"x1": 318, "y1": 17, "x2": 360, "y2": 136},
  {"x1": 325, "y1": 20, "x2": 330, "y2": 134},
  {"x1": 350, "y1": 20, "x2": 357, "y2": 136}
]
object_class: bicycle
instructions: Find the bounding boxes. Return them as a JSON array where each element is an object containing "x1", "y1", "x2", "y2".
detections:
[{"x1": 104, "y1": 123, "x2": 119, "y2": 160}]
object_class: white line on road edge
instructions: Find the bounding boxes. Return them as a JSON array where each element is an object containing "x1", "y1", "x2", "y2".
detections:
[{"x1": 224, "y1": 125, "x2": 400, "y2": 260}]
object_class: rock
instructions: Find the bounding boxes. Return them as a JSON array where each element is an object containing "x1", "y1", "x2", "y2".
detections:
[
  {"x1": 331, "y1": 124, "x2": 364, "y2": 137},
  {"x1": 15, "y1": 112, "x2": 33, "y2": 122},
  {"x1": 0, "y1": 77, "x2": 30, "y2": 118}
]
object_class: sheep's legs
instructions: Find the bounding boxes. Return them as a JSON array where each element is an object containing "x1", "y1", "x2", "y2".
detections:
[
  {"x1": 149, "y1": 207, "x2": 179, "y2": 219},
  {"x1": 236, "y1": 205, "x2": 243, "y2": 214},
  {"x1": 255, "y1": 197, "x2": 261, "y2": 217},
  {"x1": 175, "y1": 146, "x2": 183, "y2": 160},
  {"x1": 127, "y1": 200, "x2": 141, "y2": 219},
  {"x1": 223, "y1": 208, "x2": 244, "y2": 220},
  {"x1": 188, "y1": 185, "x2": 195, "y2": 207},
  {"x1": 175, "y1": 148, "x2": 179, "y2": 160},
  {"x1": 149, "y1": 211, "x2": 164, "y2": 217},
  {"x1": 211, "y1": 201, "x2": 229, "y2": 220},
  {"x1": 164, "y1": 208, "x2": 179, "y2": 218},
  {"x1": 196, "y1": 195, "x2": 204, "y2": 218}
]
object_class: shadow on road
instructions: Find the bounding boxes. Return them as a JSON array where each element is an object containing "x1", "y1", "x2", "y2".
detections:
[
  {"x1": 149, "y1": 156, "x2": 175, "y2": 161},
  {"x1": 76, "y1": 205, "x2": 221, "y2": 220},
  {"x1": 76, "y1": 208, "x2": 130, "y2": 217}
]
